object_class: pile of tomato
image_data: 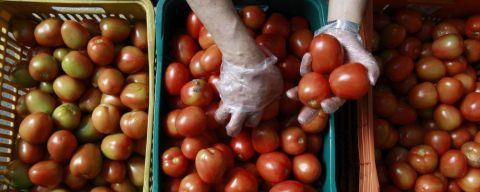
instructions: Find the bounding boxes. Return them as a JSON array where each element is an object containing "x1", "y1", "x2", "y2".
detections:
[
  {"x1": 162, "y1": 6, "x2": 330, "y2": 192},
  {"x1": 5, "y1": 15, "x2": 149, "y2": 192},
  {"x1": 373, "y1": 8, "x2": 480, "y2": 191}
]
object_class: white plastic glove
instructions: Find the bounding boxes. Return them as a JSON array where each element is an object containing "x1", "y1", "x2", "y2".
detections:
[
  {"x1": 287, "y1": 20, "x2": 379, "y2": 124},
  {"x1": 215, "y1": 49, "x2": 283, "y2": 137}
]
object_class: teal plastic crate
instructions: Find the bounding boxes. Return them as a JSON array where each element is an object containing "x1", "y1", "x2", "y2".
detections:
[{"x1": 153, "y1": 0, "x2": 335, "y2": 191}]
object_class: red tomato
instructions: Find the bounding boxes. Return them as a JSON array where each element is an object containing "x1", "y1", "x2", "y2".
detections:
[
  {"x1": 377, "y1": 165, "x2": 389, "y2": 185},
  {"x1": 212, "y1": 143, "x2": 235, "y2": 171},
  {"x1": 454, "y1": 73, "x2": 475, "y2": 97},
  {"x1": 460, "y1": 141, "x2": 480, "y2": 168},
  {"x1": 398, "y1": 124, "x2": 425, "y2": 149},
  {"x1": 432, "y1": 34, "x2": 464, "y2": 60},
  {"x1": 424, "y1": 130, "x2": 452, "y2": 156},
  {"x1": 416, "y1": 19, "x2": 436, "y2": 43},
  {"x1": 175, "y1": 106, "x2": 207, "y2": 137},
  {"x1": 381, "y1": 23, "x2": 407, "y2": 49},
  {"x1": 380, "y1": 126, "x2": 399, "y2": 150},
  {"x1": 29, "y1": 160, "x2": 64, "y2": 188},
  {"x1": 292, "y1": 153, "x2": 321, "y2": 183},
  {"x1": 198, "y1": 27, "x2": 215, "y2": 50},
  {"x1": 386, "y1": 56, "x2": 414, "y2": 82},
  {"x1": 329, "y1": 63, "x2": 370, "y2": 100},
  {"x1": 239, "y1": 5, "x2": 266, "y2": 30},
  {"x1": 47, "y1": 130, "x2": 78, "y2": 162},
  {"x1": 200, "y1": 45, "x2": 222, "y2": 74},
  {"x1": 297, "y1": 72, "x2": 330, "y2": 109},
  {"x1": 389, "y1": 162, "x2": 418, "y2": 190},
  {"x1": 437, "y1": 77, "x2": 463, "y2": 105},
  {"x1": 165, "y1": 62, "x2": 190, "y2": 95},
  {"x1": 440, "y1": 150, "x2": 468, "y2": 178},
  {"x1": 16, "y1": 138, "x2": 44, "y2": 164},
  {"x1": 186, "y1": 12, "x2": 203, "y2": 39},
  {"x1": 207, "y1": 74, "x2": 220, "y2": 98},
  {"x1": 379, "y1": 49, "x2": 400, "y2": 64},
  {"x1": 173, "y1": 34, "x2": 200, "y2": 65},
  {"x1": 277, "y1": 54, "x2": 301, "y2": 83},
  {"x1": 164, "y1": 177, "x2": 181, "y2": 192},
  {"x1": 116, "y1": 46, "x2": 146, "y2": 74},
  {"x1": 190, "y1": 50, "x2": 210, "y2": 79},
  {"x1": 306, "y1": 133, "x2": 323, "y2": 155},
  {"x1": 162, "y1": 147, "x2": 188, "y2": 177},
  {"x1": 415, "y1": 56, "x2": 446, "y2": 82},
  {"x1": 407, "y1": 82, "x2": 438, "y2": 109},
  {"x1": 255, "y1": 34, "x2": 286, "y2": 60},
  {"x1": 180, "y1": 79, "x2": 213, "y2": 107},
  {"x1": 270, "y1": 180, "x2": 305, "y2": 192},
  {"x1": 408, "y1": 145, "x2": 438, "y2": 174},
  {"x1": 393, "y1": 8, "x2": 422, "y2": 33},
  {"x1": 196, "y1": 148, "x2": 226, "y2": 183},
  {"x1": 420, "y1": 43, "x2": 434, "y2": 59},
  {"x1": 261, "y1": 100, "x2": 280, "y2": 121},
  {"x1": 456, "y1": 167, "x2": 480, "y2": 191},
  {"x1": 256, "y1": 152, "x2": 291, "y2": 183},
  {"x1": 450, "y1": 127, "x2": 472, "y2": 150},
  {"x1": 415, "y1": 174, "x2": 444, "y2": 192},
  {"x1": 374, "y1": 118, "x2": 391, "y2": 147},
  {"x1": 262, "y1": 13, "x2": 290, "y2": 39},
  {"x1": 289, "y1": 16, "x2": 310, "y2": 32},
  {"x1": 463, "y1": 39, "x2": 480, "y2": 62},
  {"x1": 373, "y1": 13, "x2": 391, "y2": 32},
  {"x1": 181, "y1": 135, "x2": 210, "y2": 160},
  {"x1": 387, "y1": 99, "x2": 418, "y2": 125},
  {"x1": 237, "y1": 162, "x2": 263, "y2": 187},
  {"x1": 280, "y1": 126, "x2": 307, "y2": 155},
  {"x1": 385, "y1": 146, "x2": 409, "y2": 167},
  {"x1": 230, "y1": 130, "x2": 255, "y2": 161},
  {"x1": 465, "y1": 15, "x2": 480, "y2": 40},
  {"x1": 119, "y1": 83, "x2": 148, "y2": 111},
  {"x1": 432, "y1": 22, "x2": 461, "y2": 40},
  {"x1": 398, "y1": 37, "x2": 422, "y2": 60},
  {"x1": 87, "y1": 36, "x2": 115, "y2": 65},
  {"x1": 224, "y1": 167, "x2": 258, "y2": 192},
  {"x1": 444, "y1": 18, "x2": 466, "y2": 36},
  {"x1": 373, "y1": 91, "x2": 397, "y2": 117},
  {"x1": 460, "y1": 92, "x2": 480, "y2": 122},
  {"x1": 288, "y1": 29, "x2": 313, "y2": 59},
  {"x1": 444, "y1": 56, "x2": 467, "y2": 77},
  {"x1": 34, "y1": 18, "x2": 64, "y2": 47},
  {"x1": 434, "y1": 104, "x2": 463, "y2": 131},
  {"x1": 252, "y1": 122, "x2": 280, "y2": 154},
  {"x1": 19, "y1": 112, "x2": 53, "y2": 144},
  {"x1": 163, "y1": 109, "x2": 183, "y2": 138},
  {"x1": 310, "y1": 34, "x2": 344, "y2": 73},
  {"x1": 179, "y1": 173, "x2": 210, "y2": 192},
  {"x1": 300, "y1": 108, "x2": 328, "y2": 133}
]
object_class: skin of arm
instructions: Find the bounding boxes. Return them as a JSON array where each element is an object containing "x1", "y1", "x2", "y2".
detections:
[
  {"x1": 327, "y1": 0, "x2": 367, "y2": 24},
  {"x1": 186, "y1": 0, "x2": 265, "y2": 68}
]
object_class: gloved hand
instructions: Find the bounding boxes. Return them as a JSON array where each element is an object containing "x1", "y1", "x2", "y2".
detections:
[
  {"x1": 215, "y1": 49, "x2": 283, "y2": 137},
  {"x1": 287, "y1": 20, "x2": 379, "y2": 124}
]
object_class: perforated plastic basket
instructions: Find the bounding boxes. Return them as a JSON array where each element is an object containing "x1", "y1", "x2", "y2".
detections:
[{"x1": 0, "y1": 0, "x2": 155, "y2": 191}]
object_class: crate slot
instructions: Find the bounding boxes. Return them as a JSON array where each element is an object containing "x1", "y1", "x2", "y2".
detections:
[
  {"x1": 31, "y1": 13, "x2": 43, "y2": 22},
  {"x1": 58, "y1": 13, "x2": 68, "y2": 21}
]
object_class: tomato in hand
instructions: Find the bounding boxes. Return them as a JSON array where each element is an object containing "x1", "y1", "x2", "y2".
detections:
[
  {"x1": 257, "y1": 152, "x2": 291, "y2": 183},
  {"x1": 310, "y1": 34, "x2": 344, "y2": 73},
  {"x1": 298, "y1": 72, "x2": 330, "y2": 109},
  {"x1": 330, "y1": 63, "x2": 370, "y2": 100}
]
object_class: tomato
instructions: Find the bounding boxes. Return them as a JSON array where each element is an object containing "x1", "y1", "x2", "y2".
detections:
[
  {"x1": 389, "y1": 162, "x2": 418, "y2": 190},
  {"x1": 27, "y1": 46, "x2": 53, "y2": 61},
  {"x1": 257, "y1": 152, "x2": 291, "y2": 183},
  {"x1": 25, "y1": 89, "x2": 56, "y2": 115},
  {"x1": 99, "y1": 17, "x2": 130, "y2": 42},
  {"x1": 60, "y1": 20, "x2": 90, "y2": 49},
  {"x1": 436, "y1": 77, "x2": 463, "y2": 105},
  {"x1": 239, "y1": 5, "x2": 266, "y2": 30},
  {"x1": 432, "y1": 22, "x2": 461, "y2": 40},
  {"x1": 277, "y1": 55, "x2": 301, "y2": 84},
  {"x1": 92, "y1": 104, "x2": 120, "y2": 134},
  {"x1": 420, "y1": 43, "x2": 434, "y2": 59},
  {"x1": 262, "y1": 13, "x2": 290, "y2": 38},
  {"x1": 162, "y1": 147, "x2": 188, "y2": 177},
  {"x1": 229, "y1": 129, "x2": 254, "y2": 161},
  {"x1": 164, "y1": 177, "x2": 181, "y2": 192},
  {"x1": 444, "y1": 55, "x2": 467, "y2": 77},
  {"x1": 175, "y1": 106, "x2": 207, "y2": 137},
  {"x1": 398, "y1": 124, "x2": 425, "y2": 149},
  {"x1": 465, "y1": 15, "x2": 480, "y2": 40},
  {"x1": 62, "y1": 51, "x2": 93, "y2": 79},
  {"x1": 292, "y1": 153, "x2": 321, "y2": 184},
  {"x1": 78, "y1": 88, "x2": 102, "y2": 113},
  {"x1": 29, "y1": 161, "x2": 63, "y2": 188},
  {"x1": 181, "y1": 79, "x2": 213, "y2": 107},
  {"x1": 4, "y1": 160, "x2": 32, "y2": 189},
  {"x1": 377, "y1": 165, "x2": 389, "y2": 185},
  {"x1": 101, "y1": 94, "x2": 127, "y2": 112},
  {"x1": 126, "y1": 156, "x2": 144, "y2": 187},
  {"x1": 386, "y1": 56, "x2": 414, "y2": 82},
  {"x1": 447, "y1": 179, "x2": 462, "y2": 192},
  {"x1": 289, "y1": 16, "x2": 309, "y2": 32},
  {"x1": 63, "y1": 165, "x2": 87, "y2": 190},
  {"x1": 47, "y1": 130, "x2": 78, "y2": 162},
  {"x1": 398, "y1": 37, "x2": 421, "y2": 60},
  {"x1": 91, "y1": 186, "x2": 112, "y2": 192},
  {"x1": 460, "y1": 92, "x2": 480, "y2": 122},
  {"x1": 387, "y1": 99, "x2": 418, "y2": 125},
  {"x1": 98, "y1": 69, "x2": 124, "y2": 95},
  {"x1": 440, "y1": 150, "x2": 468, "y2": 178},
  {"x1": 120, "y1": 83, "x2": 149, "y2": 110},
  {"x1": 120, "y1": 111, "x2": 147, "y2": 139},
  {"x1": 16, "y1": 138, "x2": 44, "y2": 164},
  {"x1": 463, "y1": 121, "x2": 478, "y2": 138},
  {"x1": 9, "y1": 60, "x2": 39, "y2": 88},
  {"x1": 131, "y1": 22, "x2": 148, "y2": 51},
  {"x1": 101, "y1": 133, "x2": 133, "y2": 161},
  {"x1": 415, "y1": 174, "x2": 444, "y2": 192},
  {"x1": 29, "y1": 53, "x2": 58, "y2": 82},
  {"x1": 126, "y1": 71, "x2": 148, "y2": 85},
  {"x1": 12, "y1": 19, "x2": 37, "y2": 47},
  {"x1": 110, "y1": 178, "x2": 136, "y2": 191},
  {"x1": 164, "y1": 62, "x2": 190, "y2": 95},
  {"x1": 407, "y1": 82, "x2": 438, "y2": 109},
  {"x1": 186, "y1": 11, "x2": 204, "y2": 39},
  {"x1": 223, "y1": 167, "x2": 257, "y2": 192},
  {"x1": 450, "y1": 127, "x2": 471, "y2": 149},
  {"x1": 261, "y1": 99, "x2": 280, "y2": 121},
  {"x1": 99, "y1": 159, "x2": 126, "y2": 184},
  {"x1": 79, "y1": 19, "x2": 101, "y2": 37},
  {"x1": 297, "y1": 72, "x2": 330, "y2": 109},
  {"x1": 381, "y1": 23, "x2": 407, "y2": 49},
  {"x1": 207, "y1": 74, "x2": 220, "y2": 99},
  {"x1": 330, "y1": 63, "x2": 369, "y2": 99},
  {"x1": 74, "y1": 115, "x2": 104, "y2": 143},
  {"x1": 196, "y1": 148, "x2": 226, "y2": 183},
  {"x1": 179, "y1": 173, "x2": 210, "y2": 192},
  {"x1": 415, "y1": 56, "x2": 446, "y2": 82},
  {"x1": 34, "y1": 18, "x2": 64, "y2": 47},
  {"x1": 393, "y1": 8, "x2": 422, "y2": 33},
  {"x1": 280, "y1": 126, "x2": 307, "y2": 155},
  {"x1": 53, "y1": 46, "x2": 72, "y2": 64},
  {"x1": 432, "y1": 34, "x2": 464, "y2": 59},
  {"x1": 374, "y1": 118, "x2": 390, "y2": 147},
  {"x1": 252, "y1": 122, "x2": 280, "y2": 154},
  {"x1": 211, "y1": 143, "x2": 234, "y2": 171},
  {"x1": 454, "y1": 73, "x2": 475, "y2": 97},
  {"x1": 456, "y1": 167, "x2": 480, "y2": 191},
  {"x1": 460, "y1": 141, "x2": 480, "y2": 168},
  {"x1": 445, "y1": 18, "x2": 466, "y2": 36},
  {"x1": 434, "y1": 104, "x2": 463, "y2": 131},
  {"x1": 288, "y1": 29, "x2": 313, "y2": 59},
  {"x1": 373, "y1": 91, "x2": 397, "y2": 117},
  {"x1": 181, "y1": 135, "x2": 210, "y2": 160},
  {"x1": 255, "y1": 34, "x2": 287, "y2": 60},
  {"x1": 310, "y1": 34, "x2": 344, "y2": 73},
  {"x1": 408, "y1": 145, "x2": 438, "y2": 174},
  {"x1": 385, "y1": 146, "x2": 409, "y2": 167},
  {"x1": 133, "y1": 138, "x2": 146, "y2": 156},
  {"x1": 379, "y1": 49, "x2": 400, "y2": 64},
  {"x1": 173, "y1": 34, "x2": 199, "y2": 65},
  {"x1": 200, "y1": 44, "x2": 222, "y2": 74},
  {"x1": 373, "y1": 13, "x2": 391, "y2": 32},
  {"x1": 19, "y1": 112, "x2": 53, "y2": 144},
  {"x1": 463, "y1": 39, "x2": 480, "y2": 63},
  {"x1": 87, "y1": 36, "x2": 115, "y2": 65},
  {"x1": 53, "y1": 75, "x2": 85, "y2": 102},
  {"x1": 424, "y1": 130, "x2": 452, "y2": 156},
  {"x1": 372, "y1": 30, "x2": 380, "y2": 53},
  {"x1": 270, "y1": 180, "x2": 305, "y2": 192},
  {"x1": 380, "y1": 126, "x2": 399, "y2": 150},
  {"x1": 416, "y1": 19, "x2": 436, "y2": 43},
  {"x1": 198, "y1": 27, "x2": 215, "y2": 50},
  {"x1": 116, "y1": 46, "x2": 146, "y2": 74},
  {"x1": 300, "y1": 108, "x2": 328, "y2": 133}
]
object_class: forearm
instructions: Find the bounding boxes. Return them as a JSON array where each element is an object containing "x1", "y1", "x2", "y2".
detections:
[
  {"x1": 186, "y1": 0, "x2": 265, "y2": 68},
  {"x1": 327, "y1": 0, "x2": 367, "y2": 24}
]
